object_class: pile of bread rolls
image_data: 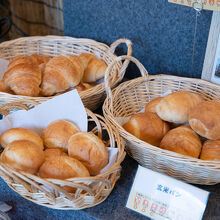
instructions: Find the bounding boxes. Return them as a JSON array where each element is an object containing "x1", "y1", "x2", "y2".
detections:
[
  {"x1": 0, "y1": 53, "x2": 107, "y2": 97},
  {"x1": 0, "y1": 120, "x2": 109, "y2": 188},
  {"x1": 123, "y1": 90, "x2": 220, "y2": 161}
]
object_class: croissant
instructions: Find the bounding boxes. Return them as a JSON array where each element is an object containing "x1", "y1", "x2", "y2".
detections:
[
  {"x1": 75, "y1": 82, "x2": 93, "y2": 92},
  {"x1": 29, "y1": 54, "x2": 50, "y2": 72},
  {"x1": 0, "y1": 79, "x2": 13, "y2": 93},
  {"x1": 79, "y1": 53, "x2": 107, "y2": 83},
  {"x1": 3, "y1": 55, "x2": 42, "y2": 96},
  {"x1": 40, "y1": 55, "x2": 84, "y2": 96}
]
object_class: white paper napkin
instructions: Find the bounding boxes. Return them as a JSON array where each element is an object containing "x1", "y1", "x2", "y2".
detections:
[
  {"x1": 0, "y1": 90, "x2": 88, "y2": 135},
  {"x1": 100, "y1": 147, "x2": 118, "y2": 173}
]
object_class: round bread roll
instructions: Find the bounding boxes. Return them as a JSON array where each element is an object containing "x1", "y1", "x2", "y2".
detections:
[
  {"x1": 156, "y1": 91, "x2": 204, "y2": 124},
  {"x1": 188, "y1": 100, "x2": 220, "y2": 140},
  {"x1": 68, "y1": 132, "x2": 109, "y2": 175},
  {"x1": 41, "y1": 120, "x2": 80, "y2": 151},
  {"x1": 39, "y1": 155, "x2": 90, "y2": 179},
  {"x1": 44, "y1": 148, "x2": 67, "y2": 161},
  {"x1": 160, "y1": 126, "x2": 202, "y2": 158},
  {"x1": 200, "y1": 140, "x2": 220, "y2": 160},
  {"x1": 123, "y1": 112, "x2": 170, "y2": 146},
  {"x1": 1, "y1": 140, "x2": 45, "y2": 173},
  {"x1": 0, "y1": 128, "x2": 44, "y2": 150},
  {"x1": 145, "y1": 97, "x2": 163, "y2": 113}
]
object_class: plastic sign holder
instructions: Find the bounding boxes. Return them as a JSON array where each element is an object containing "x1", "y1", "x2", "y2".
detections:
[{"x1": 126, "y1": 166, "x2": 209, "y2": 220}]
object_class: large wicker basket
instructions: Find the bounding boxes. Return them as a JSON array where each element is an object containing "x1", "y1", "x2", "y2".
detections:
[
  {"x1": 0, "y1": 36, "x2": 132, "y2": 111},
  {"x1": 103, "y1": 55, "x2": 220, "y2": 185},
  {"x1": 0, "y1": 102, "x2": 125, "y2": 210}
]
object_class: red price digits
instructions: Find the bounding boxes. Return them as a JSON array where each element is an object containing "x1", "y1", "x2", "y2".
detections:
[
  {"x1": 150, "y1": 203, "x2": 158, "y2": 212},
  {"x1": 141, "y1": 199, "x2": 149, "y2": 213},
  {"x1": 134, "y1": 196, "x2": 141, "y2": 209},
  {"x1": 159, "y1": 206, "x2": 167, "y2": 215}
]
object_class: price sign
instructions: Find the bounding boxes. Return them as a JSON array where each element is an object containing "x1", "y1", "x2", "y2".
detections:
[
  {"x1": 126, "y1": 166, "x2": 209, "y2": 220},
  {"x1": 168, "y1": 0, "x2": 220, "y2": 11}
]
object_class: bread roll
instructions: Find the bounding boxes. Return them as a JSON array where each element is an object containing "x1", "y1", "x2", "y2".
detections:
[
  {"x1": 1, "y1": 140, "x2": 45, "y2": 173},
  {"x1": 68, "y1": 132, "x2": 109, "y2": 175},
  {"x1": 188, "y1": 100, "x2": 220, "y2": 140},
  {"x1": 0, "y1": 128, "x2": 44, "y2": 150},
  {"x1": 39, "y1": 155, "x2": 90, "y2": 179},
  {"x1": 41, "y1": 55, "x2": 84, "y2": 96},
  {"x1": 145, "y1": 97, "x2": 163, "y2": 113},
  {"x1": 3, "y1": 55, "x2": 42, "y2": 96},
  {"x1": 156, "y1": 91, "x2": 204, "y2": 124},
  {"x1": 44, "y1": 148, "x2": 67, "y2": 161},
  {"x1": 79, "y1": 53, "x2": 107, "y2": 83},
  {"x1": 42, "y1": 120, "x2": 80, "y2": 151},
  {"x1": 200, "y1": 140, "x2": 220, "y2": 160},
  {"x1": 123, "y1": 112, "x2": 170, "y2": 146},
  {"x1": 160, "y1": 126, "x2": 202, "y2": 158}
]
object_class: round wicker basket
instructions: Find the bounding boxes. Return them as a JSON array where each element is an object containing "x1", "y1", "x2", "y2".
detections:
[
  {"x1": 103, "y1": 55, "x2": 220, "y2": 185},
  {"x1": 0, "y1": 102, "x2": 125, "y2": 210},
  {"x1": 0, "y1": 36, "x2": 132, "y2": 111}
]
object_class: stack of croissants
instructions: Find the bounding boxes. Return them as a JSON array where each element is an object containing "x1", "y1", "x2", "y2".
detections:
[
  {"x1": 0, "y1": 120, "x2": 109, "y2": 192},
  {"x1": 0, "y1": 53, "x2": 107, "y2": 97},
  {"x1": 123, "y1": 90, "x2": 220, "y2": 161}
]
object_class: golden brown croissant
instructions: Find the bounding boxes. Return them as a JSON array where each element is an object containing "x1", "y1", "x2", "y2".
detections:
[
  {"x1": 29, "y1": 54, "x2": 50, "y2": 72},
  {"x1": 78, "y1": 53, "x2": 107, "y2": 83},
  {"x1": 75, "y1": 82, "x2": 93, "y2": 92},
  {"x1": 40, "y1": 55, "x2": 84, "y2": 96},
  {"x1": 0, "y1": 79, "x2": 13, "y2": 93},
  {"x1": 3, "y1": 55, "x2": 42, "y2": 96}
]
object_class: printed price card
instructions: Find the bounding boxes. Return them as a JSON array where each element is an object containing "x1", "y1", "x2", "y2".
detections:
[
  {"x1": 168, "y1": 0, "x2": 220, "y2": 11},
  {"x1": 126, "y1": 166, "x2": 209, "y2": 220}
]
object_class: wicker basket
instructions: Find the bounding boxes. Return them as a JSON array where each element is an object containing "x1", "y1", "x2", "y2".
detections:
[
  {"x1": 0, "y1": 36, "x2": 132, "y2": 111},
  {"x1": 103, "y1": 55, "x2": 220, "y2": 185},
  {"x1": 0, "y1": 102, "x2": 125, "y2": 210}
]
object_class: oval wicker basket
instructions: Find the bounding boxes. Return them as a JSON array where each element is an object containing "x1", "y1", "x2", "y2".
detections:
[
  {"x1": 0, "y1": 36, "x2": 132, "y2": 111},
  {"x1": 0, "y1": 102, "x2": 125, "y2": 210},
  {"x1": 103, "y1": 55, "x2": 220, "y2": 185}
]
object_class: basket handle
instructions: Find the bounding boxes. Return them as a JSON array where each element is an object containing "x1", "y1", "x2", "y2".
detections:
[
  {"x1": 104, "y1": 55, "x2": 149, "y2": 102},
  {"x1": 109, "y1": 38, "x2": 132, "y2": 56},
  {"x1": 109, "y1": 38, "x2": 132, "y2": 78}
]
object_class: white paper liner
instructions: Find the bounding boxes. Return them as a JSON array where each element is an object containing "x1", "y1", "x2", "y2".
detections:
[
  {"x1": 100, "y1": 147, "x2": 118, "y2": 173},
  {"x1": 0, "y1": 90, "x2": 88, "y2": 135}
]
